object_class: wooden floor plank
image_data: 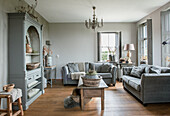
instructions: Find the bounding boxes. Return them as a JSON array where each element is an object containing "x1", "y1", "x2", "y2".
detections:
[{"x1": 24, "y1": 80, "x2": 170, "y2": 116}]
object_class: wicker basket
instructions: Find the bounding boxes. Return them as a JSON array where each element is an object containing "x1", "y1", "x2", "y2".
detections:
[
  {"x1": 82, "y1": 77, "x2": 101, "y2": 87},
  {"x1": 3, "y1": 84, "x2": 15, "y2": 92},
  {"x1": 26, "y1": 62, "x2": 40, "y2": 70}
]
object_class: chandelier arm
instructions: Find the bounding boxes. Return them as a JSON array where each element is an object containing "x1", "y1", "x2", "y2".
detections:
[
  {"x1": 98, "y1": 19, "x2": 104, "y2": 28},
  {"x1": 85, "y1": 20, "x2": 91, "y2": 29}
]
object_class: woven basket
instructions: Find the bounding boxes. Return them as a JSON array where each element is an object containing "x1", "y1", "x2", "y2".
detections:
[
  {"x1": 3, "y1": 84, "x2": 15, "y2": 92},
  {"x1": 82, "y1": 77, "x2": 101, "y2": 87},
  {"x1": 26, "y1": 62, "x2": 40, "y2": 70}
]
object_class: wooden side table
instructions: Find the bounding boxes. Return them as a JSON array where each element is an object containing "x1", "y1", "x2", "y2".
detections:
[
  {"x1": 77, "y1": 77, "x2": 108, "y2": 110},
  {"x1": 0, "y1": 95, "x2": 24, "y2": 116},
  {"x1": 44, "y1": 65, "x2": 57, "y2": 88}
]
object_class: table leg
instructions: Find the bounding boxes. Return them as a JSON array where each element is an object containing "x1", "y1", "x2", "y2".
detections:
[
  {"x1": 7, "y1": 97, "x2": 12, "y2": 116},
  {"x1": 49, "y1": 69, "x2": 52, "y2": 88},
  {"x1": 80, "y1": 89, "x2": 84, "y2": 110},
  {"x1": 55, "y1": 68, "x2": 57, "y2": 84},
  {"x1": 0, "y1": 98, "x2": 1, "y2": 109},
  {"x1": 101, "y1": 89, "x2": 104, "y2": 110},
  {"x1": 51, "y1": 78, "x2": 52, "y2": 88},
  {"x1": 18, "y1": 98, "x2": 24, "y2": 116}
]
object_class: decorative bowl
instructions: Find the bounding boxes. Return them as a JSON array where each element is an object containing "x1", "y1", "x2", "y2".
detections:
[
  {"x1": 82, "y1": 76, "x2": 101, "y2": 87},
  {"x1": 26, "y1": 62, "x2": 40, "y2": 70},
  {"x1": 3, "y1": 84, "x2": 15, "y2": 92}
]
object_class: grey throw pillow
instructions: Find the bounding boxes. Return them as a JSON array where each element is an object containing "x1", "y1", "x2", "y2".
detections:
[
  {"x1": 89, "y1": 63, "x2": 95, "y2": 70},
  {"x1": 149, "y1": 66, "x2": 161, "y2": 74},
  {"x1": 99, "y1": 64, "x2": 111, "y2": 73},
  {"x1": 89, "y1": 63, "x2": 103, "y2": 72},
  {"x1": 130, "y1": 66, "x2": 144, "y2": 78},
  {"x1": 67, "y1": 63, "x2": 80, "y2": 73}
]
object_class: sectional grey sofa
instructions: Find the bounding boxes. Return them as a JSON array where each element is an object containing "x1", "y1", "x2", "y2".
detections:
[
  {"x1": 122, "y1": 65, "x2": 170, "y2": 105},
  {"x1": 62, "y1": 62, "x2": 117, "y2": 86}
]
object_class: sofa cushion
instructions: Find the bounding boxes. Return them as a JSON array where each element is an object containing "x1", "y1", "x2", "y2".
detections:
[
  {"x1": 161, "y1": 67, "x2": 170, "y2": 73},
  {"x1": 128, "y1": 79, "x2": 141, "y2": 92},
  {"x1": 123, "y1": 67, "x2": 133, "y2": 75},
  {"x1": 97, "y1": 73, "x2": 112, "y2": 78},
  {"x1": 149, "y1": 66, "x2": 161, "y2": 74},
  {"x1": 122, "y1": 75, "x2": 138, "y2": 84},
  {"x1": 67, "y1": 63, "x2": 80, "y2": 73},
  {"x1": 76, "y1": 62, "x2": 85, "y2": 72},
  {"x1": 130, "y1": 66, "x2": 144, "y2": 78},
  {"x1": 99, "y1": 64, "x2": 112, "y2": 73}
]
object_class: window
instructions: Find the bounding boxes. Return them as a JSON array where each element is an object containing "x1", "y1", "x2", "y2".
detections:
[
  {"x1": 138, "y1": 23, "x2": 148, "y2": 64},
  {"x1": 161, "y1": 10, "x2": 170, "y2": 67},
  {"x1": 138, "y1": 19, "x2": 152, "y2": 65},
  {"x1": 97, "y1": 32, "x2": 120, "y2": 62}
]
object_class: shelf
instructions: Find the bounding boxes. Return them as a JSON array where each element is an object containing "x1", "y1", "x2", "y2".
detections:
[
  {"x1": 26, "y1": 53, "x2": 40, "y2": 56},
  {"x1": 27, "y1": 91, "x2": 41, "y2": 103},
  {"x1": 27, "y1": 82, "x2": 41, "y2": 91}
]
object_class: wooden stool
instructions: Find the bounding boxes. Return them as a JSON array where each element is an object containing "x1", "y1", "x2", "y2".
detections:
[{"x1": 0, "y1": 94, "x2": 24, "y2": 116}]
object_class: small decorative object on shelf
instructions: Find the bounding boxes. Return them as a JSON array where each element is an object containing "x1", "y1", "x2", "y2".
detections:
[
  {"x1": 26, "y1": 36, "x2": 32, "y2": 53},
  {"x1": 82, "y1": 70, "x2": 101, "y2": 87},
  {"x1": 45, "y1": 40, "x2": 53, "y2": 67},
  {"x1": 3, "y1": 84, "x2": 15, "y2": 92}
]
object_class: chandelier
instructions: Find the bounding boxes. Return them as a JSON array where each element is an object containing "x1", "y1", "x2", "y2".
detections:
[{"x1": 85, "y1": 6, "x2": 103, "y2": 30}]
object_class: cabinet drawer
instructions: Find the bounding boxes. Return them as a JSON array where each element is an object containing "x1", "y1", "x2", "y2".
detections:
[
  {"x1": 34, "y1": 71, "x2": 41, "y2": 79},
  {"x1": 27, "y1": 75, "x2": 35, "y2": 84},
  {"x1": 84, "y1": 89, "x2": 101, "y2": 97}
]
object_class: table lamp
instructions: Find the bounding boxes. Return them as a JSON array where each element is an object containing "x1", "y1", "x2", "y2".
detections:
[{"x1": 124, "y1": 44, "x2": 135, "y2": 63}]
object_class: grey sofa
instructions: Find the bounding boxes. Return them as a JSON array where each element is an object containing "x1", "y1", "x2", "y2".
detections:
[
  {"x1": 62, "y1": 62, "x2": 117, "y2": 86},
  {"x1": 122, "y1": 65, "x2": 170, "y2": 105}
]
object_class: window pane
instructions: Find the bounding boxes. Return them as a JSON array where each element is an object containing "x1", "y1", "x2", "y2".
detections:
[
  {"x1": 144, "y1": 40, "x2": 147, "y2": 58},
  {"x1": 108, "y1": 34, "x2": 116, "y2": 47},
  {"x1": 143, "y1": 25, "x2": 147, "y2": 38},
  {"x1": 101, "y1": 34, "x2": 108, "y2": 47}
]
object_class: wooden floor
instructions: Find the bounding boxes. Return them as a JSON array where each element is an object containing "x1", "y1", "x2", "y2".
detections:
[{"x1": 24, "y1": 80, "x2": 170, "y2": 116}]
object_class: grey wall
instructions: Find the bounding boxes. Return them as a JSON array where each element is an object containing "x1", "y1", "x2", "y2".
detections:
[
  {"x1": 49, "y1": 23, "x2": 136, "y2": 79},
  {"x1": 0, "y1": 0, "x2": 49, "y2": 92},
  {"x1": 137, "y1": 2, "x2": 170, "y2": 66}
]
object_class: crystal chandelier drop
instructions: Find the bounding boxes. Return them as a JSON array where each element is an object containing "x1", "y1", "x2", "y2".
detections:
[{"x1": 85, "y1": 6, "x2": 103, "y2": 30}]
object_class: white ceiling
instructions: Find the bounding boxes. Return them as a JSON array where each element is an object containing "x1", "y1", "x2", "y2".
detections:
[{"x1": 25, "y1": 0, "x2": 169, "y2": 23}]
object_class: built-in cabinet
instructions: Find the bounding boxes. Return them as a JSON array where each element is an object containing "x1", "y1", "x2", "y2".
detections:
[{"x1": 8, "y1": 13, "x2": 44, "y2": 110}]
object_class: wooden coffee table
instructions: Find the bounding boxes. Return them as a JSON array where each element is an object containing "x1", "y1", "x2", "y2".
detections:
[{"x1": 77, "y1": 77, "x2": 108, "y2": 110}]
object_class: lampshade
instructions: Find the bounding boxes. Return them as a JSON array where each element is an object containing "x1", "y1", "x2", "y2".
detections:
[{"x1": 124, "y1": 44, "x2": 135, "y2": 51}]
